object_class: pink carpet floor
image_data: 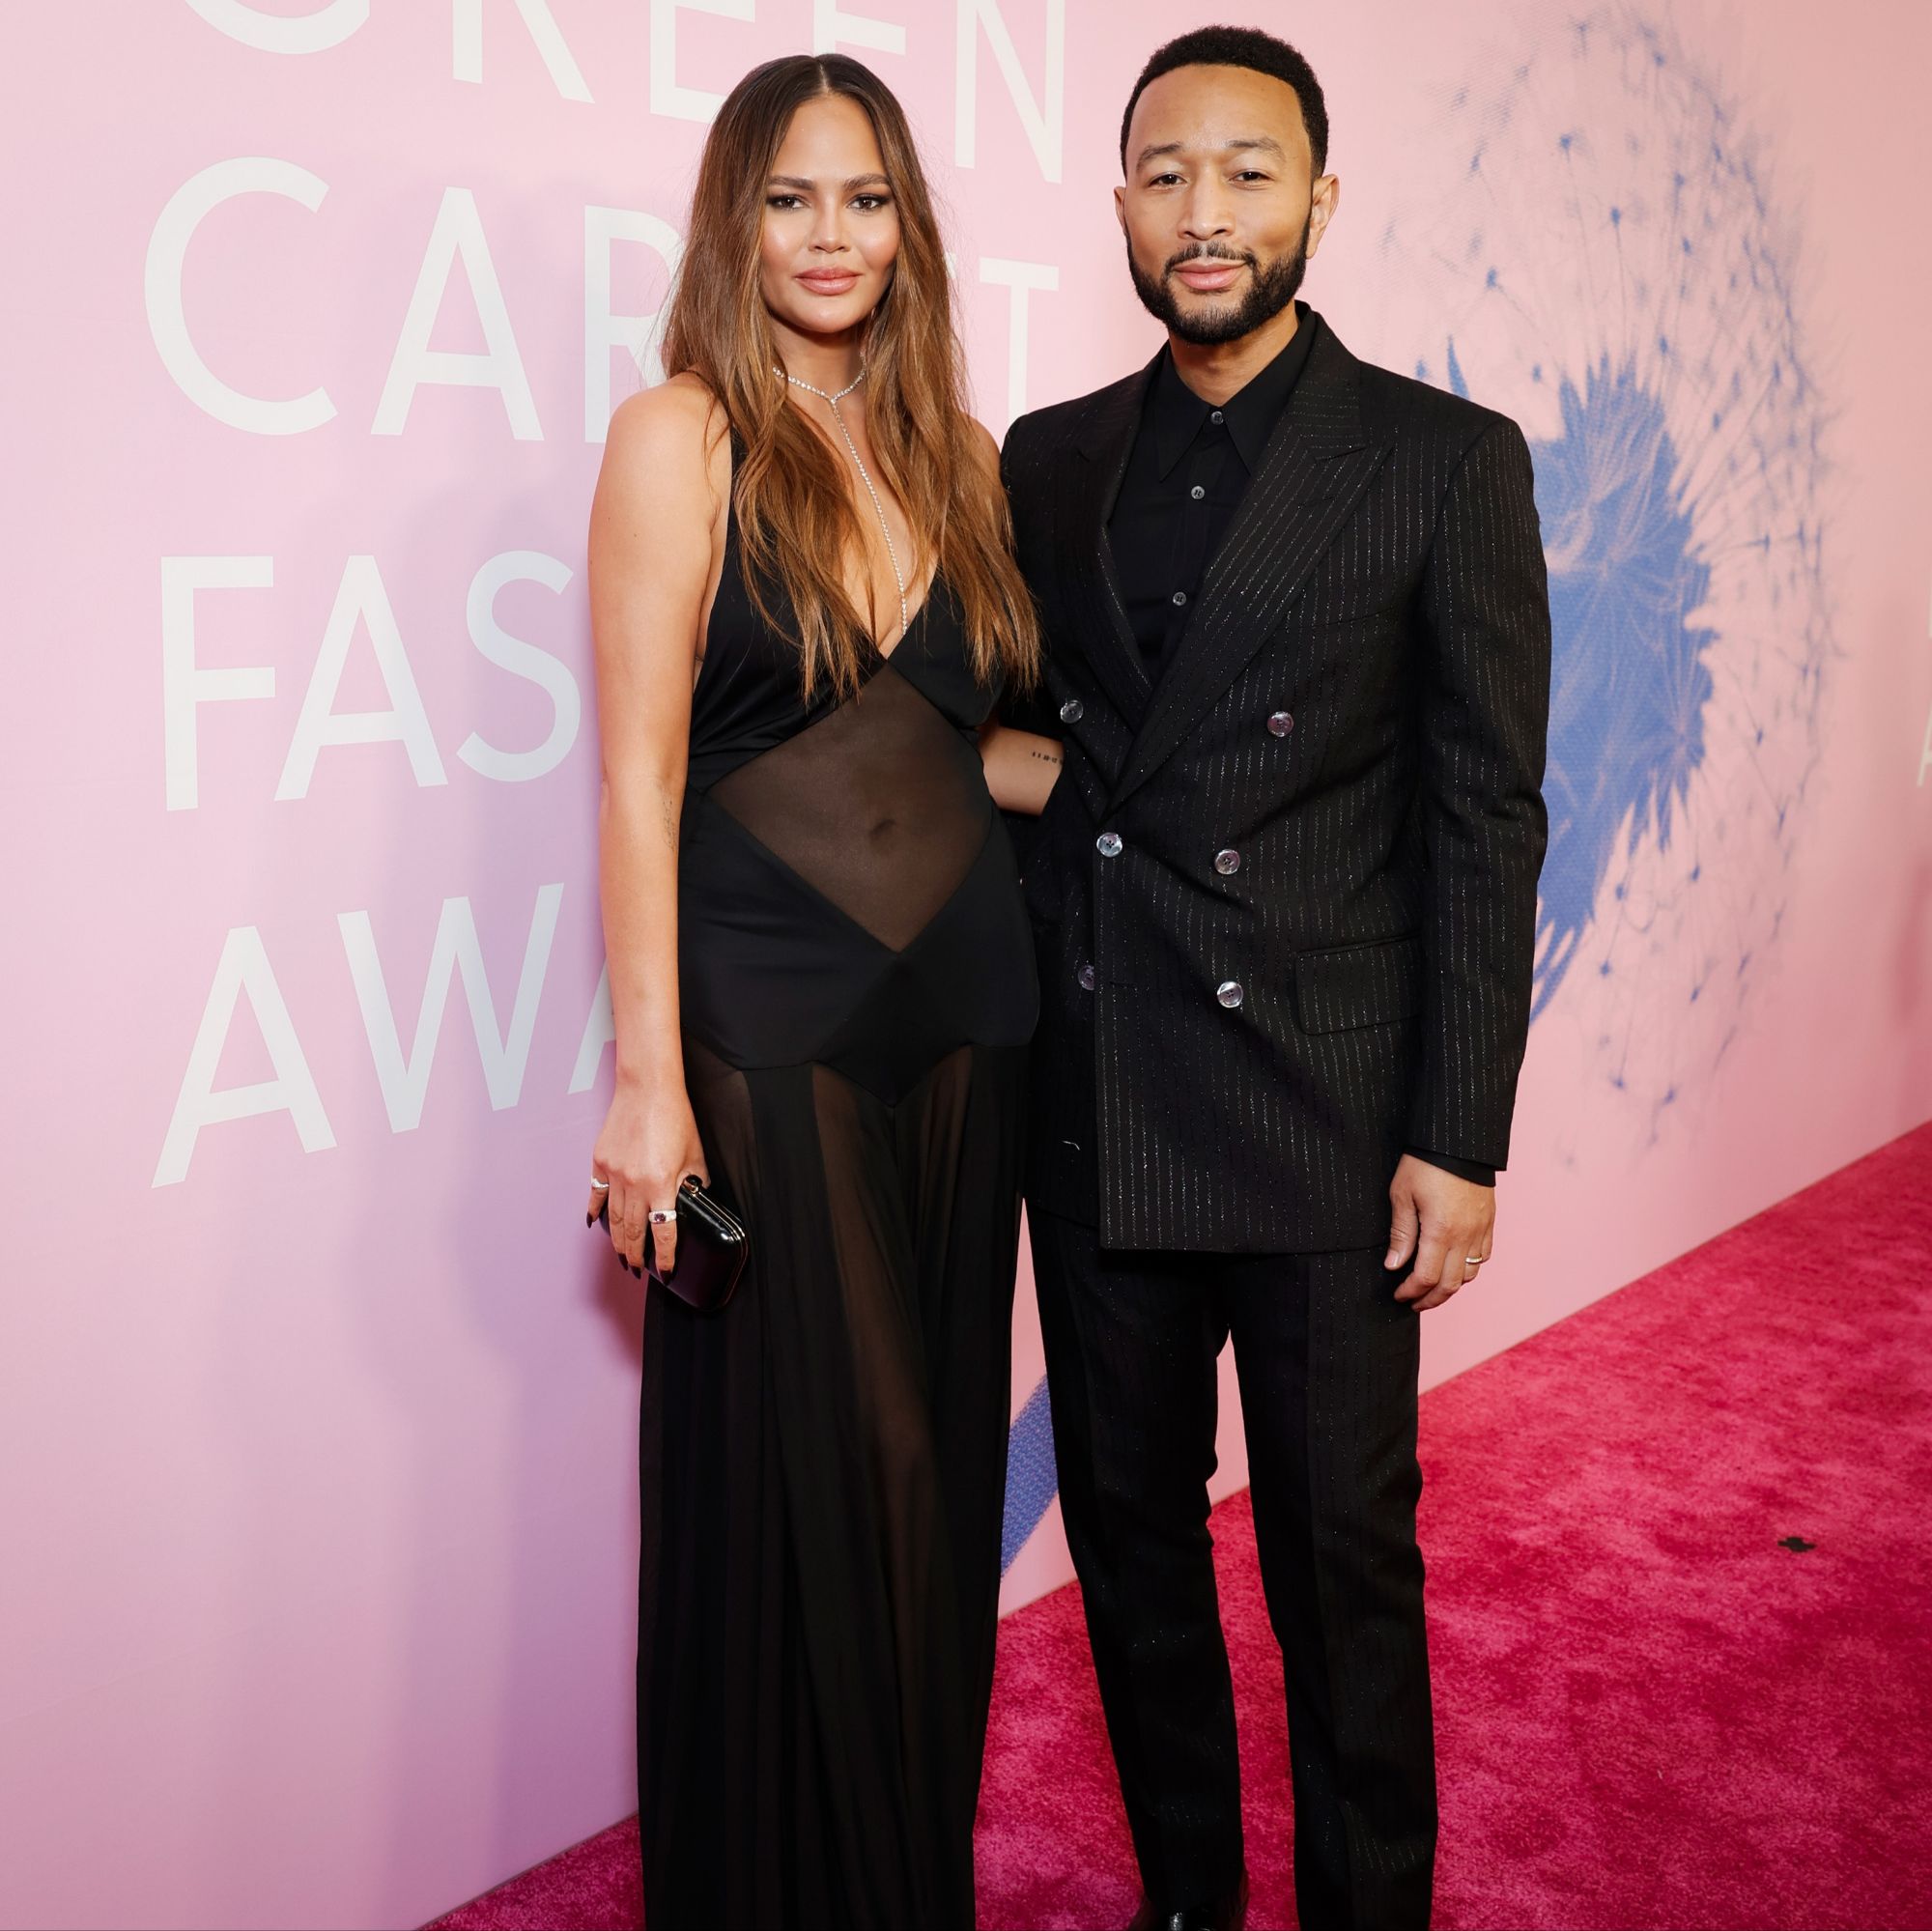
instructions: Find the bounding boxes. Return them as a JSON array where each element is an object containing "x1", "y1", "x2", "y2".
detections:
[{"x1": 429, "y1": 1123, "x2": 1932, "y2": 1930}]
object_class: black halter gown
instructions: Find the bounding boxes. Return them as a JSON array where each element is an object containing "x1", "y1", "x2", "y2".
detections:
[{"x1": 636, "y1": 473, "x2": 1037, "y2": 1931}]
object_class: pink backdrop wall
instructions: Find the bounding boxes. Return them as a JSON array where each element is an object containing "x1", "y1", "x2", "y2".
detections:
[{"x1": 4, "y1": 4, "x2": 1929, "y2": 1927}]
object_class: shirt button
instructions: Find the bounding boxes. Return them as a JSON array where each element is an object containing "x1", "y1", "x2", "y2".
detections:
[
  {"x1": 1189, "y1": 485, "x2": 1206, "y2": 500},
  {"x1": 1266, "y1": 710, "x2": 1294, "y2": 737},
  {"x1": 1059, "y1": 696, "x2": 1084, "y2": 724},
  {"x1": 1213, "y1": 848, "x2": 1240, "y2": 875},
  {"x1": 1209, "y1": 410, "x2": 1225, "y2": 424},
  {"x1": 1096, "y1": 832, "x2": 1122, "y2": 858},
  {"x1": 1171, "y1": 589, "x2": 1189, "y2": 608},
  {"x1": 1216, "y1": 980, "x2": 1244, "y2": 1008},
  {"x1": 1077, "y1": 963, "x2": 1096, "y2": 991}
]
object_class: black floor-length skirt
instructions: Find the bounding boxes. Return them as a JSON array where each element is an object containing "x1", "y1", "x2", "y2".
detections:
[{"x1": 637, "y1": 1035, "x2": 1027, "y2": 1931}]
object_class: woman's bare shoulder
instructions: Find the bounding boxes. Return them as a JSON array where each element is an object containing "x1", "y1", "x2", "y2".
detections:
[{"x1": 603, "y1": 375, "x2": 730, "y2": 501}]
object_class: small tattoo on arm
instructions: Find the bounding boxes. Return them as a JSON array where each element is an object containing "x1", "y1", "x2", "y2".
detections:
[
  {"x1": 660, "y1": 796, "x2": 678, "y2": 852},
  {"x1": 1030, "y1": 747, "x2": 1062, "y2": 766}
]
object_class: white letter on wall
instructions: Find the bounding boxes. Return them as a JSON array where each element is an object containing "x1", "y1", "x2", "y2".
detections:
[
  {"x1": 340, "y1": 886, "x2": 565, "y2": 1129},
  {"x1": 182, "y1": 0, "x2": 367, "y2": 53},
  {"x1": 161, "y1": 556, "x2": 276, "y2": 810},
  {"x1": 569, "y1": 963, "x2": 614, "y2": 1093},
  {"x1": 458, "y1": 552, "x2": 582, "y2": 781},
  {"x1": 452, "y1": 0, "x2": 593, "y2": 99},
  {"x1": 955, "y1": 0, "x2": 1065, "y2": 183},
  {"x1": 154, "y1": 925, "x2": 336, "y2": 1186},
  {"x1": 649, "y1": 0, "x2": 756, "y2": 125},
  {"x1": 584, "y1": 208, "x2": 685, "y2": 439},
  {"x1": 980, "y1": 257, "x2": 1058, "y2": 432},
  {"x1": 374, "y1": 187, "x2": 542, "y2": 440},
  {"x1": 146, "y1": 158, "x2": 336, "y2": 435},
  {"x1": 811, "y1": 0, "x2": 904, "y2": 56},
  {"x1": 277, "y1": 555, "x2": 446, "y2": 799}
]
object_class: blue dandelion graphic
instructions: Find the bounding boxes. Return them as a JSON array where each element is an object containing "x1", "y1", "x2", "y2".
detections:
[
  {"x1": 1516, "y1": 358, "x2": 1717, "y2": 1013},
  {"x1": 1379, "y1": 4, "x2": 1830, "y2": 1140},
  {"x1": 1001, "y1": 1376, "x2": 1056, "y2": 1575}
]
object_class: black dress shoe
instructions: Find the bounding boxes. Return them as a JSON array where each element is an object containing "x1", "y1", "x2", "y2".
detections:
[{"x1": 1122, "y1": 1871, "x2": 1250, "y2": 1931}]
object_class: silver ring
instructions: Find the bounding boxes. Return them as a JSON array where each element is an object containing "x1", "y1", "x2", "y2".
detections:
[
  {"x1": 1464, "y1": 1254, "x2": 1487, "y2": 1266},
  {"x1": 588, "y1": 1176, "x2": 611, "y2": 1191},
  {"x1": 646, "y1": 1207, "x2": 675, "y2": 1225}
]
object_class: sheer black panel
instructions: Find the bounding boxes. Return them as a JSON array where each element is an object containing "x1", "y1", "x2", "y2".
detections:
[{"x1": 709, "y1": 664, "x2": 990, "y2": 952}]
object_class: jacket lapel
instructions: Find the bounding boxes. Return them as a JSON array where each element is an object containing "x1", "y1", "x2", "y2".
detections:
[
  {"x1": 1106, "y1": 321, "x2": 1394, "y2": 814},
  {"x1": 1058, "y1": 355, "x2": 1161, "y2": 726}
]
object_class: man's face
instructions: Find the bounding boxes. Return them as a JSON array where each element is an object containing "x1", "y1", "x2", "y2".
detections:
[{"x1": 1117, "y1": 63, "x2": 1338, "y2": 347}]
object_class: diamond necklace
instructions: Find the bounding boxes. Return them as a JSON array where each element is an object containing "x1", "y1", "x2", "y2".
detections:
[{"x1": 774, "y1": 361, "x2": 909, "y2": 647}]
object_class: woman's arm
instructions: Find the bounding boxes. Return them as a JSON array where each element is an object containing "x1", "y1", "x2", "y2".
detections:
[
  {"x1": 583, "y1": 377, "x2": 725, "y2": 1278},
  {"x1": 979, "y1": 721, "x2": 1062, "y2": 814},
  {"x1": 961, "y1": 413, "x2": 1063, "y2": 816}
]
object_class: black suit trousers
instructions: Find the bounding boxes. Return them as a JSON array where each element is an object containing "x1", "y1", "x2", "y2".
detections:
[{"x1": 1027, "y1": 1208, "x2": 1436, "y2": 1931}]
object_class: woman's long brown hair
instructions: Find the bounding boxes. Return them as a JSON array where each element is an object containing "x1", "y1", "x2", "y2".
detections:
[{"x1": 662, "y1": 53, "x2": 1039, "y2": 698}]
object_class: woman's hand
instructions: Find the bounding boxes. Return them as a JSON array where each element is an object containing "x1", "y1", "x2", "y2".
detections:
[{"x1": 587, "y1": 1077, "x2": 710, "y2": 1280}]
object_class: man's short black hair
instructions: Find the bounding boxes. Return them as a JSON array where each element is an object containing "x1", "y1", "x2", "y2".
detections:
[{"x1": 1120, "y1": 25, "x2": 1329, "y2": 177}]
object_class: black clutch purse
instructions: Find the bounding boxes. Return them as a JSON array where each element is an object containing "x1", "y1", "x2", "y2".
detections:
[{"x1": 600, "y1": 1174, "x2": 748, "y2": 1313}]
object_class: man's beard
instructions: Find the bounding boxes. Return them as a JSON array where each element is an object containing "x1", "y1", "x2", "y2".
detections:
[{"x1": 1127, "y1": 217, "x2": 1310, "y2": 346}]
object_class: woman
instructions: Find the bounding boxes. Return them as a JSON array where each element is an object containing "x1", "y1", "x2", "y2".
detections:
[{"x1": 583, "y1": 52, "x2": 1060, "y2": 1931}]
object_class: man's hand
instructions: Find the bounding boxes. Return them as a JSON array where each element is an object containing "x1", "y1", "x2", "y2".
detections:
[{"x1": 1384, "y1": 1155, "x2": 1496, "y2": 1310}]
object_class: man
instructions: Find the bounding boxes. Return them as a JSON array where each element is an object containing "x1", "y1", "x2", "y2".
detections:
[{"x1": 1000, "y1": 26, "x2": 1551, "y2": 1931}]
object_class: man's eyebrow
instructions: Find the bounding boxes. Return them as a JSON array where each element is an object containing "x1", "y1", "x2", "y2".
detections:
[
  {"x1": 1132, "y1": 134, "x2": 1287, "y2": 170},
  {"x1": 766, "y1": 172, "x2": 893, "y2": 191}
]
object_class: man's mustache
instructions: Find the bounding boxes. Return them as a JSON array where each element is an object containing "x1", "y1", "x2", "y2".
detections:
[{"x1": 1164, "y1": 245, "x2": 1256, "y2": 276}]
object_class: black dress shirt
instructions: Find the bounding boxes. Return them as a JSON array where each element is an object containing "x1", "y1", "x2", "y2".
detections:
[
  {"x1": 1103, "y1": 309, "x2": 1496, "y2": 1191},
  {"x1": 1108, "y1": 309, "x2": 1318, "y2": 678}
]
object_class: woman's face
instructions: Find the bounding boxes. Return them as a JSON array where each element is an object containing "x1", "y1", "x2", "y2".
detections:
[{"x1": 760, "y1": 93, "x2": 901, "y2": 345}]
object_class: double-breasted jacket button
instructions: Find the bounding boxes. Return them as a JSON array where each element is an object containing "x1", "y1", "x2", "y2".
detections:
[
  {"x1": 1213, "y1": 848, "x2": 1241, "y2": 875},
  {"x1": 1095, "y1": 832, "x2": 1122, "y2": 858},
  {"x1": 1077, "y1": 962, "x2": 1096, "y2": 991},
  {"x1": 1059, "y1": 696, "x2": 1084, "y2": 724},
  {"x1": 1266, "y1": 710, "x2": 1294, "y2": 737},
  {"x1": 1216, "y1": 980, "x2": 1245, "y2": 1008}
]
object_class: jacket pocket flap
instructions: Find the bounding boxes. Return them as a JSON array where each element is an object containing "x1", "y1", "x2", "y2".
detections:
[{"x1": 1292, "y1": 935, "x2": 1425, "y2": 1035}]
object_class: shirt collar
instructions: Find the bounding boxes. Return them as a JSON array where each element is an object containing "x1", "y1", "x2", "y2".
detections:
[{"x1": 1149, "y1": 302, "x2": 1320, "y2": 478}]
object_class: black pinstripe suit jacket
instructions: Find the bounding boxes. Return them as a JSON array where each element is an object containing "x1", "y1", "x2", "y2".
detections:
[{"x1": 1001, "y1": 312, "x2": 1551, "y2": 1253}]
